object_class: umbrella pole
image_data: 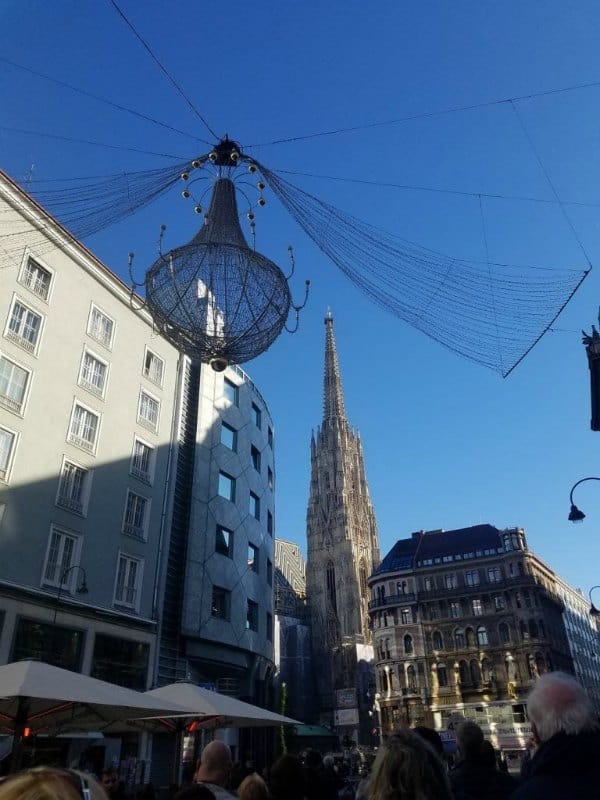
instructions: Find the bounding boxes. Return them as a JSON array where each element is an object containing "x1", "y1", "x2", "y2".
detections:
[
  {"x1": 9, "y1": 696, "x2": 30, "y2": 774},
  {"x1": 171, "y1": 722, "x2": 185, "y2": 786}
]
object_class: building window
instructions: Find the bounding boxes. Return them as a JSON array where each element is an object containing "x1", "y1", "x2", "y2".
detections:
[
  {"x1": 131, "y1": 439, "x2": 154, "y2": 483},
  {"x1": 252, "y1": 402, "x2": 261, "y2": 429},
  {"x1": 251, "y1": 445, "x2": 261, "y2": 472},
  {"x1": 138, "y1": 391, "x2": 160, "y2": 432},
  {"x1": 79, "y1": 350, "x2": 108, "y2": 397},
  {"x1": 6, "y1": 299, "x2": 42, "y2": 352},
  {"x1": 249, "y1": 491, "x2": 260, "y2": 520},
  {"x1": 220, "y1": 422, "x2": 237, "y2": 451},
  {"x1": 455, "y1": 629, "x2": 466, "y2": 648},
  {"x1": 449, "y1": 601, "x2": 461, "y2": 618},
  {"x1": 466, "y1": 627, "x2": 476, "y2": 647},
  {"x1": 437, "y1": 663, "x2": 448, "y2": 687},
  {"x1": 444, "y1": 574, "x2": 457, "y2": 589},
  {"x1": 42, "y1": 527, "x2": 80, "y2": 588},
  {"x1": 267, "y1": 559, "x2": 273, "y2": 586},
  {"x1": 267, "y1": 510, "x2": 273, "y2": 536},
  {"x1": 404, "y1": 634, "x2": 413, "y2": 654},
  {"x1": 218, "y1": 471, "x2": 235, "y2": 501},
  {"x1": 12, "y1": 618, "x2": 83, "y2": 672},
  {"x1": 470, "y1": 659, "x2": 481, "y2": 684},
  {"x1": 268, "y1": 426, "x2": 273, "y2": 448},
  {"x1": 212, "y1": 586, "x2": 230, "y2": 620},
  {"x1": 57, "y1": 460, "x2": 90, "y2": 515},
  {"x1": 487, "y1": 566, "x2": 502, "y2": 583},
  {"x1": 401, "y1": 608, "x2": 411, "y2": 624},
  {"x1": 266, "y1": 612, "x2": 273, "y2": 641},
  {"x1": 91, "y1": 634, "x2": 149, "y2": 691},
  {"x1": 143, "y1": 349, "x2": 164, "y2": 386},
  {"x1": 465, "y1": 570, "x2": 480, "y2": 587},
  {"x1": 223, "y1": 378, "x2": 238, "y2": 406},
  {"x1": 248, "y1": 543, "x2": 259, "y2": 572},
  {"x1": 122, "y1": 491, "x2": 149, "y2": 539},
  {"x1": 20, "y1": 257, "x2": 52, "y2": 300},
  {"x1": 459, "y1": 660, "x2": 469, "y2": 684},
  {"x1": 0, "y1": 427, "x2": 16, "y2": 482},
  {"x1": 246, "y1": 599, "x2": 259, "y2": 631},
  {"x1": 0, "y1": 356, "x2": 29, "y2": 414},
  {"x1": 268, "y1": 466, "x2": 274, "y2": 490},
  {"x1": 88, "y1": 305, "x2": 114, "y2": 349},
  {"x1": 114, "y1": 554, "x2": 142, "y2": 609},
  {"x1": 432, "y1": 630, "x2": 443, "y2": 650},
  {"x1": 430, "y1": 605, "x2": 440, "y2": 620},
  {"x1": 472, "y1": 598, "x2": 483, "y2": 616},
  {"x1": 477, "y1": 626, "x2": 488, "y2": 646},
  {"x1": 397, "y1": 580, "x2": 408, "y2": 595},
  {"x1": 326, "y1": 561, "x2": 337, "y2": 611},
  {"x1": 494, "y1": 595, "x2": 506, "y2": 611},
  {"x1": 424, "y1": 577, "x2": 433, "y2": 591},
  {"x1": 68, "y1": 403, "x2": 100, "y2": 452},
  {"x1": 215, "y1": 525, "x2": 233, "y2": 557},
  {"x1": 407, "y1": 664, "x2": 417, "y2": 690}
]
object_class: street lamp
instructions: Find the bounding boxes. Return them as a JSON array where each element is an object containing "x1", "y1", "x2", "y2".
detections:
[
  {"x1": 567, "y1": 477, "x2": 600, "y2": 522},
  {"x1": 589, "y1": 586, "x2": 600, "y2": 618},
  {"x1": 52, "y1": 565, "x2": 88, "y2": 625}
]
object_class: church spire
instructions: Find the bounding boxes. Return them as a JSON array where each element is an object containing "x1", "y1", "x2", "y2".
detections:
[{"x1": 323, "y1": 310, "x2": 347, "y2": 423}]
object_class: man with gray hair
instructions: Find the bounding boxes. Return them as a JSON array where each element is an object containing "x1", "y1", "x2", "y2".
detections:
[
  {"x1": 194, "y1": 740, "x2": 236, "y2": 800},
  {"x1": 512, "y1": 671, "x2": 600, "y2": 799},
  {"x1": 449, "y1": 720, "x2": 516, "y2": 799}
]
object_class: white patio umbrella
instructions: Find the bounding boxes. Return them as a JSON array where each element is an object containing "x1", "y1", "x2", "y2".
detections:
[
  {"x1": 0, "y1": 660, "x2": 193, "y2": 769},
  {"x1": 145, "y1": 681, "x2": 301, "y2": 728}
]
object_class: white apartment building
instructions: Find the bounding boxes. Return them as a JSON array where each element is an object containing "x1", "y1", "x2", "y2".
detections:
[{"x1": 0, "y1": 169, "x2": 276, "y2": 766}]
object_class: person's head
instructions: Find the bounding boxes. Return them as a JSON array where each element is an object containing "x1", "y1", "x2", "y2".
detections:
[
  {"x1": 195, "y1": 741, "x2": 233, "y2": 787},
  {"x1": 412, "y1": 726, "x2": 444, "y2": 758},
  {"x1": 101, "y1": 771, "x2": 119, "y2": 797},
  {"x1": 268, "y1": 754, "x2": 305, "y2": 800},
  {"x1": 366, "y1": 729, "x2": 452, "y2": 800},
  {"x1": 322, "y1": 756, "x2": 335, "y2": 770},
  {"x1": 237, "y1": 773, "x2": 269, "y2": 800},
  {"x1": 0, "y1": 768, "x2": 107, "y2": 800},
  {"x1": 304, "y1": 750, "x2": 322, "y2": 770},
  {"x1": 455, "y1": 721, "x2": 484, "y2": 761},
  {"x1": 526, "y1": 671, "x2": 598, "y2": 743}
]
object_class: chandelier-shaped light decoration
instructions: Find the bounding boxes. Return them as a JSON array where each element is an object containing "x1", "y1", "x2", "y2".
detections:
[{"x1": 142, "y1": 139, "x2": 308, "y2": 371}]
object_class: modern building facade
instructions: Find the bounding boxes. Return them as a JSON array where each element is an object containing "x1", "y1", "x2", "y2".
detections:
[
  {"x1": 305, "y1": 312, "x2": 380, "y2": 740},
  {"x1": 0, "y1": 169, "x2": 276, "y2": 768},
  {"x1": 369, "y1": 524, "x2": 575, "y2": 756}
]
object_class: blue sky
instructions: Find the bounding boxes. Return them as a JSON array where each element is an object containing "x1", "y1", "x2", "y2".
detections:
[{"x1": 3, "y1": 1, "x2": 600, "y2": 595}]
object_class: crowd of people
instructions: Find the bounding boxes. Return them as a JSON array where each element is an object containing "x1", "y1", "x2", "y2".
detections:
[{"x1": 0, "y1": 671, "x2": 598, "y2": 800}]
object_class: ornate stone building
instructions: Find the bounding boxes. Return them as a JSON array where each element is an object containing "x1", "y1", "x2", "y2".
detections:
[
  {"x1": 368, "y1": 524, "x2": 574, "y2": 756},
  {"x1": 306, "y1": 313, "x2": 380, "y2": 736}
]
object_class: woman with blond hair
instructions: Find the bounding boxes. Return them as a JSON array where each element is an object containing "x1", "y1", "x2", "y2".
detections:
[
  {"x1": 237, "y1": 773, "x2": 269, "y2": 800},
  {"x1": 365, "y1": 729, "x2": 452, "y2": 800},
  {"x1": 0, "y1": 767, "x2": 108, "y2": 800}
]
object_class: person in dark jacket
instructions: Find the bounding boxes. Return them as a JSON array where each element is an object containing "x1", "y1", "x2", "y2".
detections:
[
  {"x1": 510, "y1": 671, "x2": 600, "y2": 800},
  {"x1": 449, "y1": 721, "x2": 517, "y2": 800}
]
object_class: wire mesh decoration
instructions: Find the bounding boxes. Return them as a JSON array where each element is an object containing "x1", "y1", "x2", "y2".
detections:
[{"x1": 132, "y1": 139, "x2": 309, "y2": 370}]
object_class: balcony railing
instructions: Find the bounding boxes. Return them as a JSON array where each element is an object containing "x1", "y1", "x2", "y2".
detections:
[{"x1": 369, "y1": 592, "x2": 417, "y2": 610}]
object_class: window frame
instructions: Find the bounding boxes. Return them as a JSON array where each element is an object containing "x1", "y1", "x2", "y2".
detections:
[
  {"x1": 0, "y1": 425, "x2": 18, "y2": 483},
  {"x1": 5, "y1": 295, "x2": 44, "y2": 355},
  {"x1": 113, "y1": 552, "x2": 143, "y2": 611},
  {"x1": 18, "y1": 253, "x2": 54, "y2": 302},
  {"x1": 41, "y1": 526, "x2": 82, "y2": 590},
  {"x1": 251, "y1": 402, "x2": 262, "y2": 430},
  {"x1": 249, "y1": 491, "x2": 260, "y2": 521},
  {"x1": 250, "y1": 444, "x2": 261, "y2": 472},
  {"x1": 67, "y1": 399, "x2": 101, "y2": 455},
  {"x1": 87, "y1": 303, "x2": 115, "y2": 350},
  {"x1": 465, "y1": 569, "x2": 480, "y2": 587},
  {"x1": 142, "y1": 347, "x2": 165, "y2": 387},
  {"x1": 246, "y1": 598, "x2": 259, "y2": 631},
  {"x1": 212, "y1": 585, "x2": 230, "y2": 620},
  {"x1": 215, "y1": 524, "x2": 233, "y2": 558},
  {"x1": 78, "y1": 347, "x2": 109, "y2": 399},
  {"x1": 137, "y1": 389, "x2": 160, "y2": 433},
  {"x1": 267, "y1": 509, "x2": 273, "y2": 536},
  {"x1": 130, "y1": 436, "x2": 156, "y2": 485},
  {"x1": 0, "y1": 353, "x2": 31, "y2": 416},
  {"x1": 472, "y1": 598, "x2": 484, "y2": 616},
  {"x1": 223, "y1": 377, "x2": 239, "y2": 406},
  {"x1": 122, "y1": 489, "x2": 150, "y2": 541},
  {"x1": 56, "y1": 456, "x2": 92, "y2": 516},
  {"x1": 248, "y1": 543, "x2": 259, "y2": 573},
  {"x1": 218, "y1": 471, "x2": 236, "y2": 502},
  {"x1": 220, "y1": 421, "x2": 237, "y2": 451}
]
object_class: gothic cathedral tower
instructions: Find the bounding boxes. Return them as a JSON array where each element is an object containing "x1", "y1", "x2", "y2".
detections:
[{"x1": 306, "y1": 312, "x2": 380, "y2": 721}]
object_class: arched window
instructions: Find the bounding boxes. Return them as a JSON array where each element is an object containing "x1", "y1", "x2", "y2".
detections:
[
  {"x1": 437, "y1": 663, "x2": 448, "y2": 687},
  {"x1": 459, "y1": 660, "x2": 470, "y2": 684},
  {"x1": 466, "y1": 627, "x2": 476, "y2": 647},
  {"x1": 477, "y1": 626, "x2": 488, "y2": 646},
  {"x1": 407, "y1": 665, "x2": 417, "y2": 690},
  {"x1": 529, "y1": 620, "x2": 538, "y2": 638},
  {"x1": 326, "y1": 561, "x2": 337, "y2": 611},
  {"x1": 520, "y1": 620, "x2": 528, "y2": 640},
  {"x1": 433, "y1": 630, "x2": 443, "y2": 650},
  {"x1": 455, "y1": 629, "x2": 466, "y2": 648},
  {"x1": 359, "y1": 559, "x2": 367, "y2": 596},
  {"x1": 404, "y1": 634, "x2": 413, "y2": 655},
  {"x1": 481, "y1": 658, "x2": 493, "y2": 682},
  {"x1": 470, "y1": 659, "x2": 481, "y2": 684},
  {"x1": 499, "y1": 622, "x2": 510, "y2": 644}
]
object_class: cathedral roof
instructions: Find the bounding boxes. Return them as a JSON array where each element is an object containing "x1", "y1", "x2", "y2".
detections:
[{"x1": 374, "y1": 524, "x2": 503, "y2": 574}]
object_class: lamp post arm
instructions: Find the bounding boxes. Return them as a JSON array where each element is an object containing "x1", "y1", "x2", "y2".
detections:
[{"x1": 569, "y1": 477, "x2": 600, "y2": 506}]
